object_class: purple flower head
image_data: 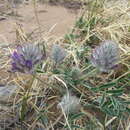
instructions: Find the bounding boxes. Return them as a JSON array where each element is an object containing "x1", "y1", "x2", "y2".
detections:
[
  {"x1": 91, "y1": 40, "x2": 120, "y2": 73},
  {"x1": 11, "y1": 43, "x2": 45, "y2": 73}
]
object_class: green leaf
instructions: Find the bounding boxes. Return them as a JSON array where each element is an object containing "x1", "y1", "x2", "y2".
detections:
[
  {"x1": 110, "y1": 96, "x2": 118, "y2": 110},
  {"x1": 36, "y1": 70, "x2": 45, "y2": 73},
  {"x1": 100, "y1": 93, "x2": 106, "y2": 107},
  {"x1": 98, "y1": 82, "x2": 116, "y2": 90},
  {"x1": 106, "y1": 89, "x2": 124, "y2": 95},
  {"x1": 70, "y1": 112, "x2": 84, "y2": 121},
  {"x1": 91, "y1": 82, "x2": 116, "y2": 91},
  {"x1": 122, "y1": 101, "x2": 130, "y2": 104},
  {"x1": 82, "y1": 83, "x2": 92, "y2": 89},
  {"x1": 101, "y1": 100, "x2": 111, "y2": 108},
  {"x1": 126, "y1": 108, "x2": 130, "y2": 114}
]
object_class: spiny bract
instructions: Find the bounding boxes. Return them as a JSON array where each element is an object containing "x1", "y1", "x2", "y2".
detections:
[
  {"x1": 51, "y1": 44, "x2": 67, "y2": 64},
  {"x1": 11, "y1": 43, "x2": 45, "y2": 73},
  {"x1": 91, "y1": 40, "x2": 120, "y2": 72},
  {"x1": 58, "y1": 92, "x2": 80, "y2": 114}
]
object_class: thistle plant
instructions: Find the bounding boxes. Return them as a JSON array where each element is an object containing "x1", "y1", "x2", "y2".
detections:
[
  {"x1": 11, "y1": 43, "x2": 45, "y2": 74},
  {"x1": 11, "y1": 43, "x2": 45, "y2": 121},
  {"x1": 91, "y1": 40, "x2": 120, "y2": 72},
  {"x1": 2, "y1": 0, "x2": 129, "y2": 129},
  {"x1": 51, "y1": 44, "x2": 67, "y2": 65}
]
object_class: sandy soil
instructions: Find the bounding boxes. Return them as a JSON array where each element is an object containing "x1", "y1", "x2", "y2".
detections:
[
  {"x1": 0, "y1": 1, "x2": 78, "y2": 86},
  {"x1": 0, "y1": 2, "x2": 77, "y2": 43}
]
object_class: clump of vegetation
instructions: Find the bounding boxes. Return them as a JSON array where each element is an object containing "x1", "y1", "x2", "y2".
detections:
[{"x1": 0, "y1": 0, "x2": 130, "y2": 129}]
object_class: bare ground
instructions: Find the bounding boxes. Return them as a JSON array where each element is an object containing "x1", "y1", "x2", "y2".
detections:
[{"x1": 0, "y1": 2, "x2": 78, "y2": 43}]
